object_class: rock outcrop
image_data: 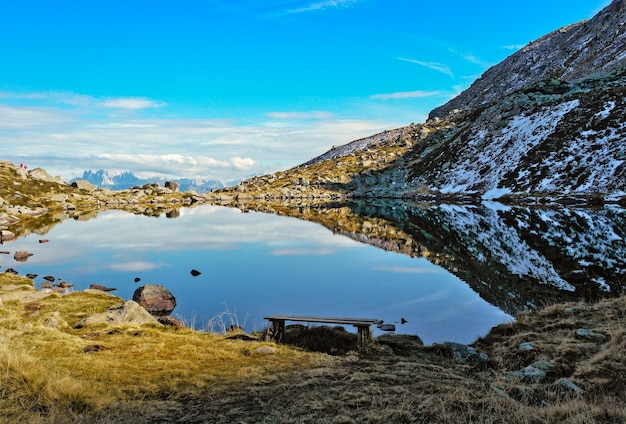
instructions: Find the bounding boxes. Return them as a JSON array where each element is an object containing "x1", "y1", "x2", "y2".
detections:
[{"x1": 74, "y1": 300, "x2": 161, "y2": 328}]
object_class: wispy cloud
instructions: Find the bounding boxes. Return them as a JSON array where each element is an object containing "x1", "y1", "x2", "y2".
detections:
[
  {"x1": 460, "y1": 54, "x2": 491, "y2": 69},
  {"x1": 102, "y1": 98, "x2": 165, "y2": 110},
  {"x1": 0, "y1": 91, "x2": 165, "y2": 110},
  {"x1": 265, "y1": 111, "x2": 334, "y2": 120},
  {"x1": 285, "y1": 0, "x2": 361, "y2": 14},
  {"x1": 502, "y1": 44, "x2": 525, "y2": 51},
  {"x1": 397, "y1": 57, "x2": 454, "y2": 78},
  {"x1": 370, "y1": 90, "x2": 442, "y2": 100}
]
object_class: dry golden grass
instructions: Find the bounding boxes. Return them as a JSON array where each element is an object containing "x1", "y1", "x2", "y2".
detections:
[
  {"x1": 0, "y1": 274, "x2": 327, "y2": 423},
  {"x1": 3, "y1": 272, "x2": 626, "y2": 422}
]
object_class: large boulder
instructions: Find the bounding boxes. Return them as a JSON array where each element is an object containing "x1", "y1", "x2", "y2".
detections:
[
  {"x1": 74, "y1": 300, "x2": 161, "y2": 328},
  {"x1": 132, "y1": 284, "x2": 176, "y2": 317}
]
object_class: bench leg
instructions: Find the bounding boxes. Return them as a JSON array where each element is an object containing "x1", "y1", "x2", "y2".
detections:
[
  {"x1": 357, "y1": 325, "x2": 372, "y2": 351},
  {"x1": 271, "y1": 319, "x2": 285, "y2": 342}
]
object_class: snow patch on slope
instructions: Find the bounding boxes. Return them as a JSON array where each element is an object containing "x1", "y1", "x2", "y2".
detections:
[{"x1": 437, "y1": 100, "x2": 580, "y2": 194}]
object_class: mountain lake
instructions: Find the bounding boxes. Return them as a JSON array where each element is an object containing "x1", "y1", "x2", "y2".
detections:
[{"x1": 2, "y1": 202, "x2": 624, "y2": 345}]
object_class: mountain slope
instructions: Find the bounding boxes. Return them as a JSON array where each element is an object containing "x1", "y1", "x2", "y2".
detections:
[
  {"x1": 430, "y1": 0, "x2": 626, "y2": 119},
  {"x1": 214, "y1": 0, "x2": 626, "y2": 202}
]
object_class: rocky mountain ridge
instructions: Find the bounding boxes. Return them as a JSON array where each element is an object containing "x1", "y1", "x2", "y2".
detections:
[
  {"x1": 215, "y1": 0, "x2": 626, "y2": 203},
  {"x1": 430, "y1": 0, "x2": 626, "y2": 119}
]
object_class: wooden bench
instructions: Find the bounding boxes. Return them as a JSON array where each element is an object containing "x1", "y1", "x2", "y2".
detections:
[{"x1": 264, "y1": 315, "x2": 379, "y2": 351}]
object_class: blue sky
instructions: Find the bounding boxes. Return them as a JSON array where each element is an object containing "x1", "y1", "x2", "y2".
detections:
[{"x1": 0, "y1": 0, "x2": 611, "y2": 182}]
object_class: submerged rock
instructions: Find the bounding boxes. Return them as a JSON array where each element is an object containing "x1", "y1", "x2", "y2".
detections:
[{"x1": 89, "y1": 284, "x2": 117, "y2": 292}]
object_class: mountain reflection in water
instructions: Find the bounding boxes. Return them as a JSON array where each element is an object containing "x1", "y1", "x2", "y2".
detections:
[{"x1": 2, "y1": 202, "x2": 624, "y2": 345}]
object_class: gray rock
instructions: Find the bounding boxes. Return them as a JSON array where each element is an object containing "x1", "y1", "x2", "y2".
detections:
[
  {"x1": 89, "y1": 284, "x2": 117, "y2": 292},
  {"x1": 518, "y1": 342, "x2": 535, "y2": 351},
  {"x1": 377, "y1": 323, "x2": 395, "y2": 331},
  {"x1": 132, "y1": 284, "x2": 176, "y2": 317},
  {"x1": 506, "y1": 360, "x2": 553, "y2": 382},
  {"x1": 575, "y1": 328, "x2": 610, "y2": 343},
  {"x1": 74, "y1": 300, "x2": 161, "y2": 328},
  {"x1": 255, "y1": 345, "x2": 277, "y2": 354},
  {"x1": 553, "y1": 378, "x2": 584, "y2": 393},
  {"x1": 444, "y1": 342, "x2": 490, "y2": 368}
]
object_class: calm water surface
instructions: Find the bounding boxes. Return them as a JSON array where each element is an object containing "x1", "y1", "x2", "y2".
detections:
[{"x1": 2, "y1": 205, "x2": 514, "y2": 344}]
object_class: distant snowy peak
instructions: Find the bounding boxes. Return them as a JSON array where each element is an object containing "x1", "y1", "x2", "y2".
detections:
[
  {"x1": 430, "y1": 0, "x2": 626, "y2": 119},
  {"x1": 79, "y1": 169, "x2": 141, "y2": 188},
  {"x1": 72, "y1": 169, "x2": 225, "y2": 192}
]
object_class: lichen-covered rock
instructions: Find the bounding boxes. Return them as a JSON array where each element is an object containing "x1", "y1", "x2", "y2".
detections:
[
  {"x1": 506, "y1": 360, "x2": 553, "y2": 382},
  {"x1": 575, "y1": 328, "x2": 610, "y2": 343},
  {"x1": 132, "y1": 284, "x2": 176, "y2": 317},
  {"x1": 443, "y1": 342, "x2": 490, "y2": 368},
  {"x1": 74, "y1": 300, "x2": 161, "y2": 328}
]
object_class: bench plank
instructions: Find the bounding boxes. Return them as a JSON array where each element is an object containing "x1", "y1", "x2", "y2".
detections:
[
  {"x1": 264, "y1": 315, "x2": 378, "y2": 351},
  {"x1": 264, "y1": 315, "x2": 378, "y2": 326}
]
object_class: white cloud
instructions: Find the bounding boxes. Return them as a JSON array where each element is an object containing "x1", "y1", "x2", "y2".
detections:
[
  {"x1": 397, "y1": 57, "x2": 454, "y2": 77},
  {"x1": 231, "y1": 157, "x2": 257, "y2": 170},
  {"x1": 109, "y1": 261, "x2": 162, "y2": 272},
  {"x1": 286, "y1": 0, "x2": 360, "y2": 14},
  {"x1": 101, "y1": 97, "x2": 165, "y2": 109},
  {"x1": 0, "y1": 91, "x2": 401, "y2": 182},
  {"x1": 371, "y1": 90, "x2": 442, "y2": 100}
]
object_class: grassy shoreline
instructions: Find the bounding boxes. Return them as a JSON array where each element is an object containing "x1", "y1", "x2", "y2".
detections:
[{"x1": 1, "y1": 272, "x2": 625, "y2": 422}]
